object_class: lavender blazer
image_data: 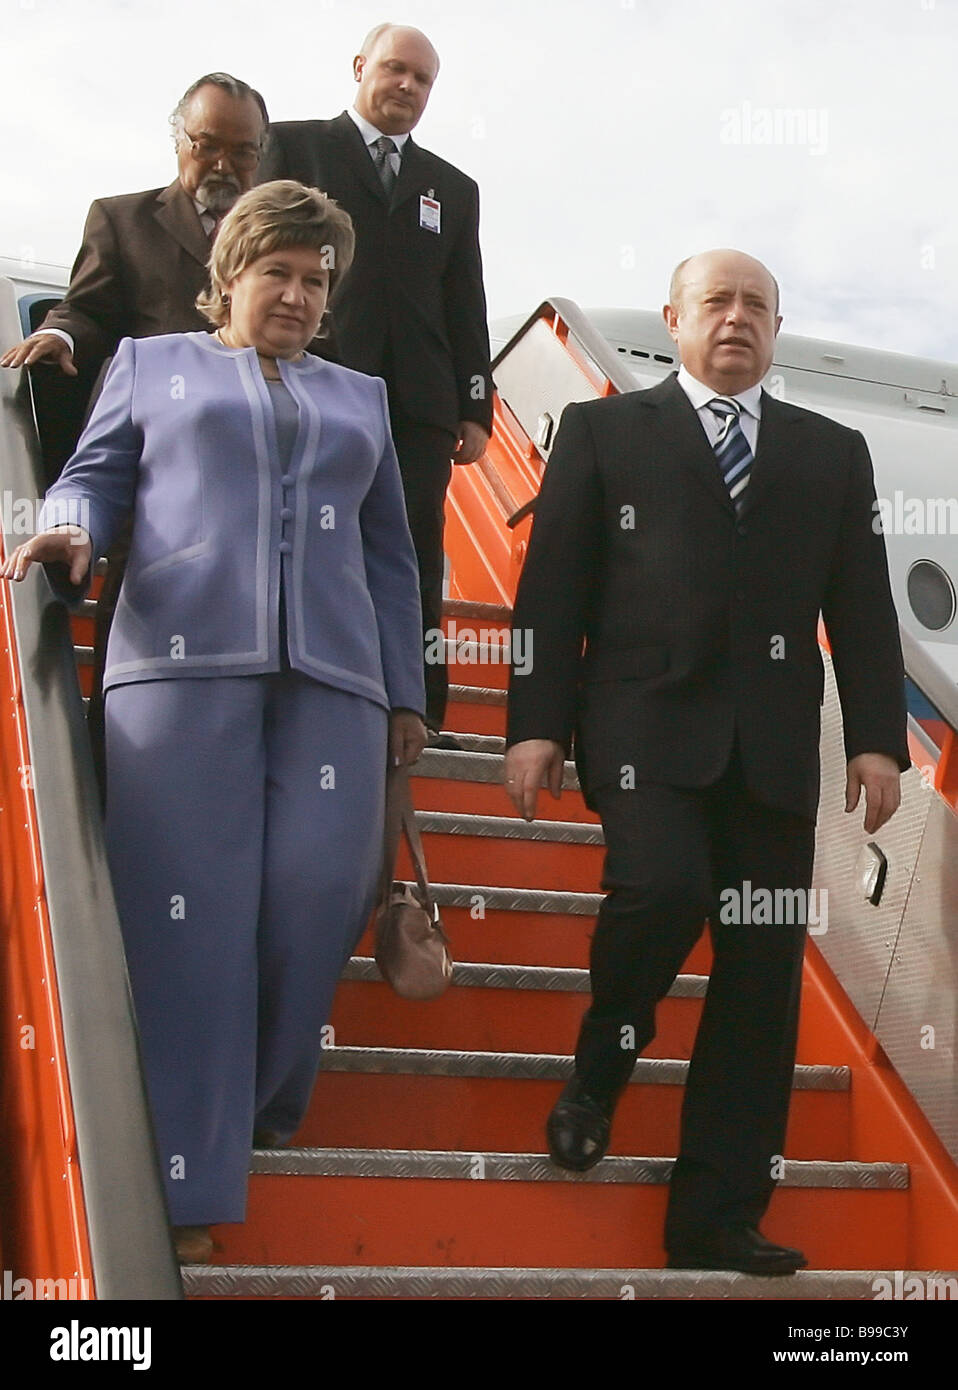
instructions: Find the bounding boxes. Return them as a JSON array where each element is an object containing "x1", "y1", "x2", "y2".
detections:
[{"x1": 39, "y1": 332, "x2": 425, "y2": 714}]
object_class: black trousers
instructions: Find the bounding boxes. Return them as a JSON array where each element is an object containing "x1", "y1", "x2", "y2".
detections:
[
  {"x1": 389, "y1": 405, "x2": 456, "y2": 732},
  {"x1": 577, "y1": 747, "x2": 815, "y2": 1246}
]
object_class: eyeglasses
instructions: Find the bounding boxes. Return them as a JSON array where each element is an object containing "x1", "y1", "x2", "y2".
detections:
[{"x1": 183, "y1": 131, "x2": 262, "y2": 171}]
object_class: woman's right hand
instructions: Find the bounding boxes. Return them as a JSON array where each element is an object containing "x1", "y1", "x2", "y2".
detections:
[{"x1": 1, "y1": 526, "x2": 93, "y2": 586}]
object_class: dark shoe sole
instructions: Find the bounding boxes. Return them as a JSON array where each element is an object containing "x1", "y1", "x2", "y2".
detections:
[
  {"x1": 666, "y1": 1253, "x2": 806, "y2": 1276},
  {"x1": 546, "y1": 1113, "x2": 610, "y2": 1173}
]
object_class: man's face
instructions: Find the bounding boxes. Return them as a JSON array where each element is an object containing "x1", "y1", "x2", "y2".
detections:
[
  {"x1": 176, "y1": 85, "x2": 265, "y2": 216},
  {"x1": 663, "y1": 251, "x2": 782, "y2": 394},
  {"x1": 352, "y1": 28, "x2": 439, "y2": 135}
]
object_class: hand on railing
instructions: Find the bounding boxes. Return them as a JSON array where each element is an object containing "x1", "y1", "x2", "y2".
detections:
[
  {"x1": 1, "y1": 527, "x2": 92, "y2": 587},
  {"x1": 1, "y1": 334, "x2": 77, "y2": 377}
]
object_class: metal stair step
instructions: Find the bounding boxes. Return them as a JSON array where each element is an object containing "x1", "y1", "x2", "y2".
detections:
[
  {"x1": 247, "y1": 1146, "x2": 907, "y2": 1190},
  {"x1": 342, "y1": 956, "x2": 706, "y2": 998},
  {"x1": 447, "y1": 684, "x2": 507, "y2": 706},
  {"x1": 427, "y1": 883, "x2": 601, "y2": 915},
  {"x1": 430, "y1": 731, "x2": 505, "y2": 753},
  {"x1": 443, "y1": 599, "x2": 512, "y2": 622},
  {"x1": 413, "y1": 747, "x2": 578, "y2": 787},
  {"x1": 414, "y1": 810, "x2": 602, "y2": 843},
  {"x1": 182, "y1": 1264, "x2": 958, "y2": 1300},
  {"x1": 319, "y1": 1045, "x2": 849, "y2": 1091}
]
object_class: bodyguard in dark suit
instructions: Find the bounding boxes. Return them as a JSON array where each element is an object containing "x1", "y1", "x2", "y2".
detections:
[
  {"x1": 505, "y1": 250, "x2": 909, "y2": 1274},
  {"x1": 258, "y1": 24, "x2": 494, "y2": 737}
]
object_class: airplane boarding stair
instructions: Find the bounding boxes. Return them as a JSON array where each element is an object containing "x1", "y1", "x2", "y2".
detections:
[{"x1": 1, "y1": 282, "x2": 958, "y2": 1299}]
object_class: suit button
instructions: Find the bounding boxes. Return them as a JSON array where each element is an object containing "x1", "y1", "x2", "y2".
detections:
[
  {"x1": 736, "y1": 523, "x2": 747, "y2": 537},
  {"x1": 279, "y1": 541, "x2": 292, "y2": 555},
  {"x1": 281, "y1": 474, "x2": 294, "y2": 487},
  {"x1": 281, "y1": 508, "x2": 294, "y2": 521}
]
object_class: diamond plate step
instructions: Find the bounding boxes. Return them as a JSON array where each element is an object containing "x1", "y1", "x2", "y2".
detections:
[
  {"x1": 413, "y1": 747, "x2": 578, "y2": 787},
  {"x1": 443, "y1": 599, "x2": 511, "y2": 622},
  {"x1": 319, "y1": 1045, "x2": 849, "y2": 1090},
  {"x1": 414, "y1": 810, "x2": 600, "y2": 842},
  {"x1": 428, "y1": 883, "x2": 601, "y2": 915},
  {"x1": 247, "y1": 1147, "x2": 907, "y2": 1189},
  {"x1": 430, "y1": 731, "x2": 506, "y2": 754},
  {"x1": 183, "y1": 1265, "x2": 958, "y2": 1300},
  {"x1": 447, "y1": 684, "x2": 506, "y2": 706},
  {"x1": 342, "y1": 956, "x2": 706, "y2": 998}
]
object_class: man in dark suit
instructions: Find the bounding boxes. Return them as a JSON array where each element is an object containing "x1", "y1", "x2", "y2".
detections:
[
  {"x1": 504, "y1": 249, "x2": 909, "y2": 1275},
  {"x1": 257, "y1": 23, "x2": 494, "y2": 740},
  {"x1": 0, "y1": 73, "x2": 268, "y2": 792}
]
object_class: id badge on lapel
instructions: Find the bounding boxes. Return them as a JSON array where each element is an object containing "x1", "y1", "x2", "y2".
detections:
[{"x1": 419, "y1": 191, "x2": 440, "y2": 234}]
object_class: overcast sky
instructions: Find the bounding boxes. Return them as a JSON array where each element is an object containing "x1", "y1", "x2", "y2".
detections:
[{"x1": 3, "y1": 0, "x2": 957, "y2": 361}]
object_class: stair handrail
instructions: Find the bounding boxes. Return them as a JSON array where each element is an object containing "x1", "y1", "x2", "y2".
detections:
[{"x1": 0, "y1": 277, "x2": 181, "y2": 1299}]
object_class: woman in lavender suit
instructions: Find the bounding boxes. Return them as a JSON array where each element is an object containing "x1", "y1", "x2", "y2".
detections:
[{"x1": 2, "y1": 182, "x2": 427, "y2": 1263}]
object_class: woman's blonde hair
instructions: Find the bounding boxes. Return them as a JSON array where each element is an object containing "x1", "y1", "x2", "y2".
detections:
[{"x1": 197, "y1": 180, "x2": 355, "y2": 328}]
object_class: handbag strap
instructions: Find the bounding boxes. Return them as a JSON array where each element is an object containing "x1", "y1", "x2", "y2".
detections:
[
  {"x1": 400, "y1": 778, "x2": 434, "y2": 909},
  {"x1": 378, "y1": 762, "x2": 434, "y2": 911}
]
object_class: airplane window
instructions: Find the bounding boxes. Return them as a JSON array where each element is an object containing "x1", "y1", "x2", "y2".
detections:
[{"x1": 907, "y1": 560, "x2": 956, "y2": 632}]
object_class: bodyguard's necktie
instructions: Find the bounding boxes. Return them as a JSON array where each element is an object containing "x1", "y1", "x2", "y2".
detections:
[
  {"x1": 707, "y1": 397, "x2": 753, "y2": 513},
  {"x1": 371, "y1": 135, "x2": 398, "y2": 196}
]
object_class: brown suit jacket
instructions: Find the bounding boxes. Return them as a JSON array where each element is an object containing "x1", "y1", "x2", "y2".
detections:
[{"x1": 39, "y1": 181, "x2": 213, "y2": 374}]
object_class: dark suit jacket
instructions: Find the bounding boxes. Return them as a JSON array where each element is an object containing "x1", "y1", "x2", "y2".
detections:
[
  {"x1": 39, "y1": 181, "x2": 213, "y2": 374},
  {"x1": 506, "y1": 373, "x2": 910, "y2": 821},
  {"x1": 258, "y1": 112, "x2": 493, "y2": 437}
]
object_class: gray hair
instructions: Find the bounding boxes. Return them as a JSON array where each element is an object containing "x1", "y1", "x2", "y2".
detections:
[{"x1": 169, "y1": 72, "x2": 269, "y2": 147}]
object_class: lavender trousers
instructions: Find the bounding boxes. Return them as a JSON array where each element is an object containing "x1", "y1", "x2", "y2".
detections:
[{"x1": 104, "y1": 671, "x2": 388, "y2": 1225}]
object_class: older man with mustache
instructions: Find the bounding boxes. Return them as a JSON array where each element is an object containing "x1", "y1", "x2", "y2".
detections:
[{"x1": 2, "y1": 72, "x2": 268, "y2": 384}]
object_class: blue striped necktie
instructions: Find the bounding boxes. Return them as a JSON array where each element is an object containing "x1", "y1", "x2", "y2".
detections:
[{"x1": 707, "y1": 397, "x2": 752, "y2": 513}]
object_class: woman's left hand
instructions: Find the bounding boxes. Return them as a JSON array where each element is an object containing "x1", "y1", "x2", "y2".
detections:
[{"x1": 390, "y1": 709, "x2": 427, "y2": 766}]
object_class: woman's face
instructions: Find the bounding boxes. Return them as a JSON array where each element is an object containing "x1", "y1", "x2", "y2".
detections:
[{"x1": 225, "y1": 244, "x2": 330, "y2": 357}]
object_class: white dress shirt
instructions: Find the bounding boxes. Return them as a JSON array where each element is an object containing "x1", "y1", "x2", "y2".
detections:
[
  {"x1": 677, "y1": 363, "x2": 762, "y2": 456},
  {"x1": 347, "y1": 106, "x2": 409, "y2": 183}
]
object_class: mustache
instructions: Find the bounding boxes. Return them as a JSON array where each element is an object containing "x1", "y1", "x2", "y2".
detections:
[{"x1": 195, "y1": 178, "x2": 242, "y2": 214}]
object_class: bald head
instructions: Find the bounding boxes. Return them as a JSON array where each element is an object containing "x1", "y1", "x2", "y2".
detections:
[
  {"x1": 663, "y1": 249, "x2": 782, "y2": 393},
  {"x1": 360, "y1": 23, "x2": 439, "y2": 65},
  {"x1": 353, "y1": 24, "x2": 440, "y2": 135},
  {"x1": 670, "y1": 249, "x2": 779, "y2": 316}
]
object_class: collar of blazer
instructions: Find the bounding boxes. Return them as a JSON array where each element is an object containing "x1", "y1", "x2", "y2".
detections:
[
  {"x1": 638, "y1": 371, "x2": 800, "y2": 521},
  {"x1": 154, "y1": 180, "x2": 213, "y2": 269},
  {"x1": 333, "y1": 109, "x2": 432, "y2": 212}
]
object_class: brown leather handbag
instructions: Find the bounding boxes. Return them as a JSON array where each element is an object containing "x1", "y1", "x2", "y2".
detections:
[{"x1": 374, "y1": 763, "x2": 453, "y2": 999}]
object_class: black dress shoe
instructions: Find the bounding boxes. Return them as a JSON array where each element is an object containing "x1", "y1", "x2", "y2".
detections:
[
  {"x1": 546, "y1": 1077, "x2": 613, "y2": 1172},
  {"x1": 426, "y1": 729, "x2": 463, "y2": 750},
  {"x1": 252, "y1": 1129, "x2": 290, "y2": 1149},
  {"x1": 667, "y1": 1224, "x2": 807, "y2": 1276}
]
